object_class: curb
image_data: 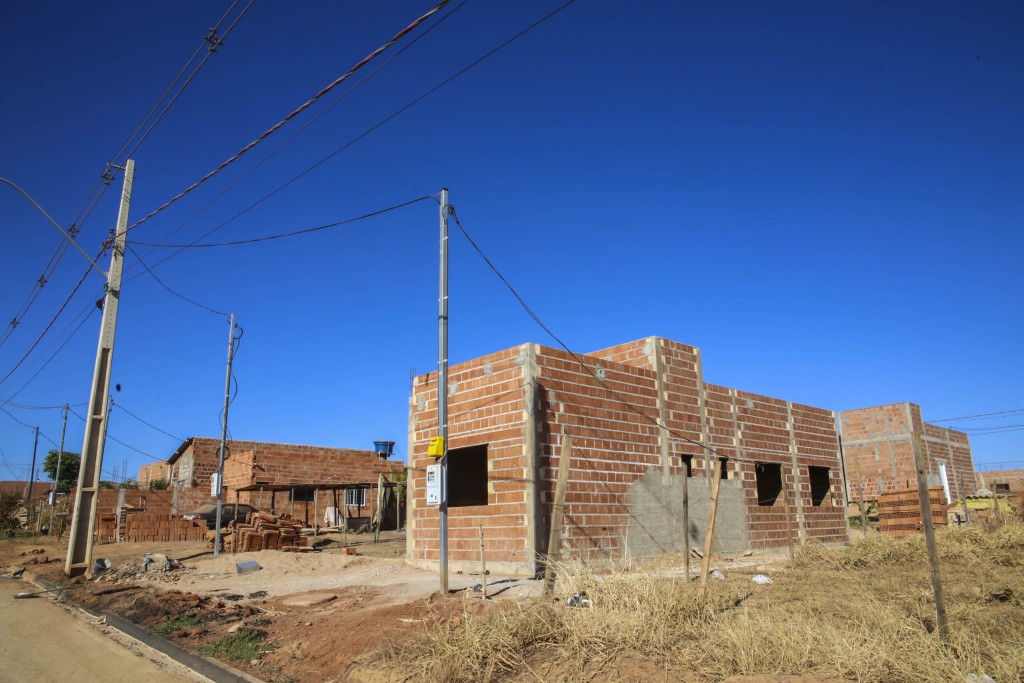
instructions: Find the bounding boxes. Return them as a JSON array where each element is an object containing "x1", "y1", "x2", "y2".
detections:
[{"x1": 27, "y1": 573, "x2": 265, "y2": 683}]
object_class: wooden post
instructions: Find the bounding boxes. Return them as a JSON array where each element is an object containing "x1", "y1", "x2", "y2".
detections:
[
  {"x1": 782, "y1": 469, "x2": 795, "y2": 561},
  {"x1": 911, "y1": 431, "x2": 949, "y2": 643},
  {"x1": 682, "y1": 466, "x2": 690, "y2": 578},
  {"x1": 696, "y1": 457, "x2": 723, "y2": 605},
  {"x1": 856, "y1": 464, "x2": 868, "y2": 534},
  {"x1": 478, "y1": 524, "x2": 488, "y2": 599},
  {"x1": 343, "y1": 490, "x2": 349, "y2": 548},
  {"x1": 314, "y1": 489, "x2": 319, "y2": 537},
  {"x1": 543, "y1": 437, "x2": 573, "y2": 595}
]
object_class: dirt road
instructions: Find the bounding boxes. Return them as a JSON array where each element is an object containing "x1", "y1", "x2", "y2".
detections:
[{"x1": 0, "y1": 578, "x2": 209, "y2": 683}]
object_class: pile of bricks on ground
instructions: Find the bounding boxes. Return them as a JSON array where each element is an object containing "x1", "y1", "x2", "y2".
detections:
[
  {"x1": 225, "y1": 511, "x2": 311, "y2": 553},
  {"x1": 92, "y1": 507, "x2": 206, "y2": 543},
  {"x1": 878, "y1": 486, "x2": 948, "y2": 538}
]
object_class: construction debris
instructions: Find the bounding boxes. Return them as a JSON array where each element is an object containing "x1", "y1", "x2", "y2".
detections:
[{"x1": 224, "y1": 511, "x2": 310, "y2": 553}]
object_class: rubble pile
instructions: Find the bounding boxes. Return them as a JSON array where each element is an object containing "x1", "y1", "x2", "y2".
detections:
[
  {"x1": 225, "y1": 511, "x2": 311, "y2": 553},
  {"x1": 99, "y1": 553, "x2": 189, "y2": 583}
]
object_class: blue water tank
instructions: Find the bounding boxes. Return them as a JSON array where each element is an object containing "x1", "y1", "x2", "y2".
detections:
[{"x1": 373, "y1": 440, "x2": 395, "y2": 457}]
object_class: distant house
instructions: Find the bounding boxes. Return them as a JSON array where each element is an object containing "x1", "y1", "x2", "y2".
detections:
[
  {"x1": 138, "y1": 437, "x2": 404, "y2": 527},
  {"x1": 976, "y1": 469, "x2": 1024, "y2": 496},
  {"x1": 839, "y1": 403, "x2": 976, "y2": 503}
]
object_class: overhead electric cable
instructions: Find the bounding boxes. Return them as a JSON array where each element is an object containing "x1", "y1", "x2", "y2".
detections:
[
  {"x1": 125, "y1": 245, "x2": 228, "y2": 317},
  {"x1": 112, "y1": 401, "x2": 182, "y2": 442},
  {"x1": 450, "y1": 208, "x2": 777, "y2": 468},
  {"x1": 126, "y1": 0, "x2": 467, "y2": 271},
  {"x1": 126, "y1": 195, "x2": 434, "y2": 248},
  {"x1": 927, "y1": 408, "x2": 1024, "y2": 423},
  {"x1": 110, "y1": 0, "x2": 244, "y2": 165},
  {"x1": 0, "y1": 303, "x2": 97, "y2": 409},
  {"x1": 120, "y1": 0, "x2": 255, "y2": 164},
  {"x1": 0, "y1": 259, "x2": 96, "y2": 387},
  {"x1": 124, "y1": 0, "x2": 575, "y2": 276},
  {"x1": 67, "y1": 407, "x2": 163, "y2": 461},
  {"x1": 122, "y1": 0, "x2": 452, "y2": 238}
]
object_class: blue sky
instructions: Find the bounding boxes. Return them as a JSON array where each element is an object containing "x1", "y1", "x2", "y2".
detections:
[{"x1": 1, "y1": 1, "x2": 1021, "y2": 483}]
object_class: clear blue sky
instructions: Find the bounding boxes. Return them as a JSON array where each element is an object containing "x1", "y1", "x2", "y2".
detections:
[{"x1": 1, "y1": 1, "x2": 1021, "y2": 483}]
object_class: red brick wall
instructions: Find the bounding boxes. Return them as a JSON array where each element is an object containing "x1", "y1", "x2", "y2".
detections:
[
  {"x1": 68, "y1": 486, "x2": 213, "y2": 543},
  {"x1": 408, "y1": 346, "x2": 529, "y2": 569},
  {"x1": 138, "y1": 462, "x2": 171, "y2": 487},
  {"x1": 408, "y1": 337, "x2": 847, "y2": 573},
  {"x1": 841, "y1": 403, "x2": 976, "y2": 502},
  {"x1": 977, "y1": 469, "x2": 1024, "y2": 494}
]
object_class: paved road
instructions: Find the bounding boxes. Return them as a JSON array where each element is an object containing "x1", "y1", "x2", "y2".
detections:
[{"x1": 0, "y1": 578, "x2": 209, "y2": 683}]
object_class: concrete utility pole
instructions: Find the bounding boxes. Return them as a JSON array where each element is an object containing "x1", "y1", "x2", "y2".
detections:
[
  {"x1": 27, "y1": 426, "x2": 39, "y2": 502},
  {"x1": 438, "y1": 187, "x2": 450, "y2": 595},
  {"x1": 66, "y1": 160, "x2": 134, "y2": 577},
  {"x1": 48, "y1": 405, "x2": 69, "y2": 533},
  {"x1": 214, "y1": 313, "x2": 236, "y2": 555}
]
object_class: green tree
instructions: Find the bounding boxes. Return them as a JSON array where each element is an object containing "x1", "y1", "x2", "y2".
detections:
[{"x1": 42, "y1": 450, "x2": 80, "y2": 493}]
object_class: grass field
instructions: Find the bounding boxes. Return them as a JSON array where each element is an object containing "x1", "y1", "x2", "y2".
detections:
[{"x1": 367, "y1": 524, "x2": 1024, "y2": 682}]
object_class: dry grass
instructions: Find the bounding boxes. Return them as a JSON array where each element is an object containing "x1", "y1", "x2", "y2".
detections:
[{"x1": 367, "y1": 524, "x2": 1024, "y2": 682}]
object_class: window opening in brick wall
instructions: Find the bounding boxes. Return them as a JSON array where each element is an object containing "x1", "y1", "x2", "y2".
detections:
[
  {"x1": 680, "y1": 454, "x2": 693, "y2": 477},
  {"x1": 289, "y1": 488, "x2": 315, "y2": 503},
  {"x1": 993, "y1": 483, "x2": 1010, "y2": 493},
  {"x1": 755, "y1": 462, "x2": 783, "y2": 506},
  {"x1": 719, "y1": 457, "x2": 729, "y2": 480},
  {"x1": 808, "y1": 466, "x2": 831, "y2": 506},
  {"x1": 448, "y1": 443, "x2": 489, "y2": 507},
  {"x1": 345, "y1": 488, "x2": 366, "y2": 507}
]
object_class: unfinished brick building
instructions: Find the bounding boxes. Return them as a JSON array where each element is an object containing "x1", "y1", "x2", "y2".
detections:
[
  {"x1": 976, "y1": 469, "x2": 1024, "y2": 496},
  {"x1": 406, "y1": 337, "x2": 848, "y2": 576},
  {"x1": 138, "y1": 437, "x2": 404, "y2": 528},
  {"x1": 839, "y1": 403, "x2": 976, "y2": 503}
]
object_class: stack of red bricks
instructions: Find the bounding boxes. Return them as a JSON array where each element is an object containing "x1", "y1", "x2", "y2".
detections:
[
  {"x1": 878, "y1": 486, "x2": 948, "y2": 538},
  {"x1": 119, "y1": 510, "x2": 207, "y2": 543},
  {"x1": 227, "y1": 511, "x2": 310, "y2": 553}
]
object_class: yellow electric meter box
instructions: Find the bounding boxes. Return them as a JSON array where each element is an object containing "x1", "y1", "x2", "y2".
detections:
[{"x1": 428, "y1": 436, "x2": 446, "y2": 458}]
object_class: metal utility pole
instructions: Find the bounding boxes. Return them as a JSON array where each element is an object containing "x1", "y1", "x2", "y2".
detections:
[
  {"x1": 65, "y1": 160, "x2": 134, "y2": 577},
  {"x1": 27, "y1": 426, "x2": 40, "y2": 503},
  {"x1": 214, "y1": 313, "x2": 237, "y2": 555},
  {"x1": 48, "y1": 405, "x2": 69, "y2": 534},
  {"x1": 438, "y1": 188, "x2": 450, "y2": 595}
]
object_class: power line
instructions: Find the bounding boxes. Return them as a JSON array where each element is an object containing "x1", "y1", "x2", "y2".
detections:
[
  {"x1": 124, "y1": 0, "x2": 575, "y2": 276},
  {"x1": 0, "y1": 258, "x2": 96, "y2": 387},
  {"x1": 121, "y1": 0, "x2": 452, "y2": 239},
  {"x1": 112, "y1": 401, "x2": 182, "y2": 442},
  {"x1": 125, "y1": 0, "x2": 467, "y2": 273},
  {"x1": 965, "y1": 426, "x2": 1024, "y2": 436},
  {"x1": 0, "y1": 302, "x2": 97, "y2": 409},
  {"x1": 67, "y1": 407, "x2": 163, "y2": 461},
  {"x1": 125, "y1": 245, "x2": 228, "y2": 317},
  {"x1": 110, "y1": 0, "x2": 245, "y2": 165},
  {"x1": 126, "y1": 195, "x2": 435, "y2": 248},
  {"x1": 928, "y1": 408, "x2": 1024, "y2": 423},
  {"x1": 450, "y1": 207, "x2": 787, "y2": 469},
  {"x1": 959, "y1": 422, "x2": 1024, "y2": 432}
]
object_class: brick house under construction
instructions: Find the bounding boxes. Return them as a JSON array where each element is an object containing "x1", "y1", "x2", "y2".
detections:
[
  {"x1": 839, "y1": 404, "x2": 976, "y2": 504},
  {"x1": 406, "y1": 337, "x2": 848, "y2": 576},
  {"x1": 138, "y1": 437, "x2": 404, "y2": 528}
]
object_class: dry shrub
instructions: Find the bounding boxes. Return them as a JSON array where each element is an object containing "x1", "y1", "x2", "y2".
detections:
[{"x1": 368, "y1": 525, "x2": 1024, "y2": 682}]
